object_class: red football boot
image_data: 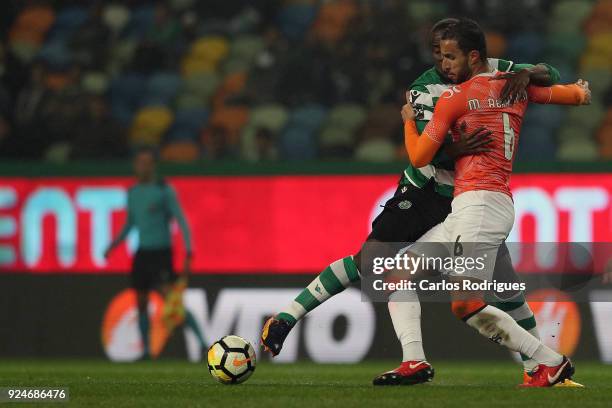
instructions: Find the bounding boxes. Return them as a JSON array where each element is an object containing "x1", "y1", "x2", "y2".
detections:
[
  {"x1": 373, "y1": 360, "x2": 434, "y2": 386},
  {"x1": 519, "y1": 356, "x2": 575, "y2": 387}
]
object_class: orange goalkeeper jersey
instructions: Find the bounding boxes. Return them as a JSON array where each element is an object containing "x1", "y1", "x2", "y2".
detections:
[{"x1": 404, "y1": 71, "x2": 586, "y2": 198}]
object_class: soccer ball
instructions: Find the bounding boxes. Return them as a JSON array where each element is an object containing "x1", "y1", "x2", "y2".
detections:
[{"x1": 207, "y1": 335, "x2": 256, "y2": 384}]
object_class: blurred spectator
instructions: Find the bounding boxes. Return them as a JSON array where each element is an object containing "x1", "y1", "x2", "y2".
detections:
[
  {"x1": 71, "y1": 95, "x2": 126, "y2": 159},
  {"x1": 0, "y1": 0, "x2": 609, "y2": 163},
  {"x1": 251, "y1": 127, "x2": 278, "y2": 161}
]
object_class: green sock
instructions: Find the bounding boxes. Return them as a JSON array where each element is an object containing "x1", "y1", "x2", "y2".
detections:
[
  {"x1": 491, "y1": 292, "x2": 540, "y2": 372},
  {"x1": 184, "y1": 309, "x2": 205, "y2": 348},
  {"x1": 278, "y1": 256, "x2": 360, "y2": 325},
  {"x1": 138, "y1": 311, "x2": 150, "y2": 357}
]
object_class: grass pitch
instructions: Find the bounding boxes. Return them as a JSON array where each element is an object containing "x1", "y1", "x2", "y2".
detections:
[{"x1": 0, "y1": 360, "x2": 609, "y2": 407}]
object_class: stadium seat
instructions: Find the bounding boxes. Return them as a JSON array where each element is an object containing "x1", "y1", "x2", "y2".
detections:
[
  {"x1": 102, "y1": 4, "x2": 130, "y2": 35},
  {"x1": 597, "y1": 124, "x2": 612, "y2": 158},
  {"x1": 230, "y1": 36, "x2": 265, "y2": 62},
  {"x1": 207, "y1": 106, "x2": 250, "y2": 146},
  {"x1": 110, "y1": 73, "x2": 148, "y2": 113},
  {"x1": 311, "y1": 0, "x2": 358, "y2": 44},
  {"x1": 279, "y1": 127, "x2": 317, "y2": 160},
  {"x1": 485, "y1": 32, "x2": 507, "y2": 58},
  {"x1": 181, "y1": 73, "x2": 220, "y2": 98},
  {"x1": 289, "y1": 105, "x2": 328, "y2": 131},
  {"x1": 567, "y1": 103, "x2": 605, "y2": 132},
  {"x1": 167, "y1": 108, "x2": 209, "y2": 142},
  {"x1": 9, "y1": 5, "x2": 55, "y2": 45},
  {"x1": 517, "y1": 124, "x2": 557, "y2": 160},
  {"x1": 123, "y1": 5, "x2": 156, "y2": 39},
  {"x1": 212, "y1": 72, "x2": 247, "y2": 107},
  {"x1": 81, "y1": 71, "x2": 110, "y2": 95},
  {"x1": 407, "y1": 0, "x2": 447, "y2": 23},
  {"x1": 145, "y1": 72, "x2": 181, "y2": 105},
  {"x1": 241, "y1": 104, "x2": 289, "y2": 160},
  {"x1": 175, "y1": 93, "x2": 207, "y2": 110},
  {"x1": 160, "y1": 141, "x2": 200, "y2": 162},
  {"x1": 545, "y1": 33, "x2": 586, "y2": 62},
  {"x1": 129, "y1": 106, "x2": 174, "y2": 146},
  {"x1": 277, "y1": 3, "x2": 318, "y2": 41},
  {"x1": 557, "y1": 137, "x2": 599, "y2": 161},
  {"x1": 507, "y1": 32, "x2": 544, "y2": 63},
  {"x1": 354, "y1": 139, "x2": 396, "y2": 162},
  {"x1": 190, "y1": 36, "x2": 230, "y2": 65}
]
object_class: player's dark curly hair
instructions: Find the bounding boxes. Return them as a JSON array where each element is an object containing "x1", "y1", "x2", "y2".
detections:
[
  {"x1": 440, "y1": 17, "x2": 487, "y2": 62},
  {"x1": 430, "y1": 17, "x2": 459, "y2": 43}
]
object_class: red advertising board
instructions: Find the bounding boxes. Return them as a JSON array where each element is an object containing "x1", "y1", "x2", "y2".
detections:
[{"x1": 1, "y1": 174, "x2": 611, "y2": 274}]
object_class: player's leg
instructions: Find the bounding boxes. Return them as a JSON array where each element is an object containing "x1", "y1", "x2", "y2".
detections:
[
  {"x1": 263, "y1": 181, "x2": 441, "y2": 357},
  {"x1": 449, "y1": 281, "x2": 573, "y2": 387},
  {"x1": 446, "y1": 192, "x2": 573, "y2": 387},
  {"x1": 371, "y1": 182, "x2": 451, "y2": 385},
  {"x1": 262, "y1": 254, "x2": 361, "y2": 355},
  {"x1": 136, "y1": 289, "x2": 151, "y2": 359},
  {"x1": 131, "y1": 250, "x2": 152, "y2": 360},
  {"x1": 489, "y1": 243, "x2": 541, "y2": 376}
]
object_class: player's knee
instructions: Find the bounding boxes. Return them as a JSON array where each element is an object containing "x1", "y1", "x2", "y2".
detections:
[{"x1": 451, "y1": 299, "x2": 487, "y2": 322}]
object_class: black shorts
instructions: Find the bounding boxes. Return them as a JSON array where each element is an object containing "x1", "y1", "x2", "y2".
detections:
[
  {"x1": 368, "y1": 179, "x2": 452, "y2": 243},
  {"x1": 131, "y1": 249, "x2": 177, "y2": 290}
]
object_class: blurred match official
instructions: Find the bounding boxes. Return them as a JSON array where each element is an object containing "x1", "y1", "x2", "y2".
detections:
[{"x1": 104, "y1": 148, "x2": 204, "y2": 360}]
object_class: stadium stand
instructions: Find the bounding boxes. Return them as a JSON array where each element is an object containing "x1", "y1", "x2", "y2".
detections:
[{"x1": 0, "y1": 0, "x2": 610, "y2": 162}]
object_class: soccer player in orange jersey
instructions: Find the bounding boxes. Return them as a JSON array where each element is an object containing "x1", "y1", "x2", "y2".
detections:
[{"x1": 400, "y1": 18, "x2": 590, "y2": 387}]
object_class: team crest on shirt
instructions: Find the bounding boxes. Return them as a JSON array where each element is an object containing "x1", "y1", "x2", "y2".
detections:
[{"x1": 398, "y1": 200, "x2": 412, "y2": 210}]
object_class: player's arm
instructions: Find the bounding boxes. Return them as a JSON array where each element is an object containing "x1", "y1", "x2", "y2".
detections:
[
  {"x1": 528, "y1": 79, "x2": 591, "y2": 105},
  {"x1": 403, "y1": 92, "x2": 463, "y2": 167},
  {"x1": 104, "y1": 192, "x2": 133, "y2": 259},
  {"x1": 494, "y1": 62, "x2": 561, "y2": 104},
  {"x1": 512, "y1": 63, "x2": 561, "y2": 86},
  {"x1": 409, "y1": 87, "x2": 491, "y2": 160},
  {"x1": 166, "y1": 186, "x2": 193, "y2": 277}
]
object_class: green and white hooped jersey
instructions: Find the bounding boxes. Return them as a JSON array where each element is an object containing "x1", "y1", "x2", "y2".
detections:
[{"x1": 402, "y1": 58, "x2": 515, "y2": 198}]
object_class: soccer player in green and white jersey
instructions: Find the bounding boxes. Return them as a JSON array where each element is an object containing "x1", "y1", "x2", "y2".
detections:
[{"x1": 262, "y1": 18, "x2": 561, "y2": 385}]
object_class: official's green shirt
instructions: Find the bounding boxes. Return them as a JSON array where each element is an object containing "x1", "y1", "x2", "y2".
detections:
[
  {"x1": 403, "y1": 59, "x2": 561, "y2": 197},
  {"x1": 111, "y1": 180, "x2": 192, "y2": 252}
]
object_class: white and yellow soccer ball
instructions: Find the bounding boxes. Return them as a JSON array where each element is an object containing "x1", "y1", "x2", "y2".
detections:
[{"x1": 207, "y1": 335, "x2": 256, "y2": 384}]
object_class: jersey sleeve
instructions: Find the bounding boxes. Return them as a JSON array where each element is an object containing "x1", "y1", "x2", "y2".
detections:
[
  {"x1": 408, "y1": 84, "x2": 434, "y2": 122},
  {"x1": 404, "y1": 92, "x2": 464, "y2": 168},
  {"x1": 527, "y1": 84, "x2": 586, "y2": 105}
]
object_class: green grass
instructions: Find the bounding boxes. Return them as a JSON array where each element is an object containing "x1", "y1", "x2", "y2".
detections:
[{"x1": 0, "y1": 360, "x2": 609, "y2": 407}]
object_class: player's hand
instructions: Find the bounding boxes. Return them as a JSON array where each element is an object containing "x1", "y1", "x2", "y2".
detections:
[
  {"x1": 401, "y1": 91, "x2": 416, "y2": 122},
  {"x1": 491, "y1": 70, "x2": 530, "y2": 105},
  {"x1": 576, "y1": 79, "x2": 591, "y2": 105},
  {"x1": 445, "y1": 122, "x2": 493, "y2": 159}
]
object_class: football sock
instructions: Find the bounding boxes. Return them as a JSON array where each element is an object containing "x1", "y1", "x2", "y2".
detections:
[
  {"x1": 388, "y1": 290, "x2": 426, "y2": 362},
  {"x1": 185, "y1": 309, "x2": 205, "y2": 348},
  {"x1": 138, "y1": 311, "x2": 150, "y2": 357},
  {"x1": 464, "y1": 305, "x2": 562, "y2": 366},
  {"x1": 277, "y1": 256, "x2": 360, "y2": 325},
  {"x1": 491, "y1": 292, "x2": 540, "y2": 372}
]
